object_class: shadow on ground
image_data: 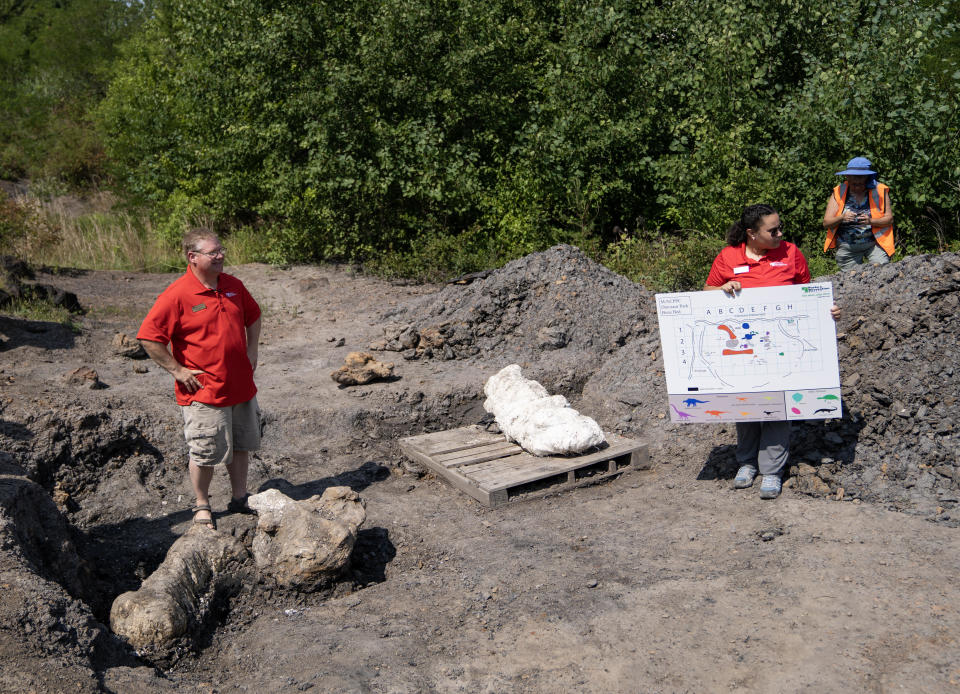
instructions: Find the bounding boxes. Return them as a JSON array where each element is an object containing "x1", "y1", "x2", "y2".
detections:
[{"x1": 697, "y1": 412, "x2": 868, "y2": 484}]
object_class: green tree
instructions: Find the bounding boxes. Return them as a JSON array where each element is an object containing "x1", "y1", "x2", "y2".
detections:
[{"x1": 0, "y1": 0, "x2": 142, "y2": 183}]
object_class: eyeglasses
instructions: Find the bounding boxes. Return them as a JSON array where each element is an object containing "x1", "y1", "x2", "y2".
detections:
[
  {"x1": 192, "y1": 247, "x2": 226, "y2": 258},
  {"x1": 763, "y1": 224, "x2": 784, "y2": 236}
]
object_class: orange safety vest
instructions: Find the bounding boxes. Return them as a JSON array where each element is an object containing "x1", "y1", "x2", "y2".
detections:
[{"x1": 823, "y1": 182, "x2": 894, "y2": 256}]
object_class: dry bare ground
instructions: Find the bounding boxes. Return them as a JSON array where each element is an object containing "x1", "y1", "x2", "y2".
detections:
[{"x1": 1, "y1": 247, "x2": 959, "y2": 693}]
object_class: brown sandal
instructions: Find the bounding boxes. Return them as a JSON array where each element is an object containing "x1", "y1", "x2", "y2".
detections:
[{"x1": 192, "y1": 503, "x2": 216, "y2": 529}]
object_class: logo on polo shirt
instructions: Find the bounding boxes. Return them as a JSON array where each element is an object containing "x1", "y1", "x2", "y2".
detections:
[
  {"x1": 192, "y1": 303, "x2": 207, "y2": 312},
  {"x1": 226, "y1": 292, "x2": 237, "y2": 297},
  {"x1": 770, "y1": 261, "x2": 788, "y2": 267}
]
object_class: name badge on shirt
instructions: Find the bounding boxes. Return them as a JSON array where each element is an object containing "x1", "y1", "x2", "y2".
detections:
[
  {"x1": 192, "y1": 303, "x2": 206, "y2": 312},
  {"x1": 733, "y1": 265, "x2": 750, "y2": 275}
]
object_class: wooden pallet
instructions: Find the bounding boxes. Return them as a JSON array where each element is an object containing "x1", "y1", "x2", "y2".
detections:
[{"x1": 399, "y1": 425, "x2": 649, "y2": 507}]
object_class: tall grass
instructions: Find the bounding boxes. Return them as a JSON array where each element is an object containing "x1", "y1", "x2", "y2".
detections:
[
  {"x1": 0, "y1": 190, "x2": 181, "y2": 272},
  {"x1": 1, "y1": 295, "x2": 81, "y2": 330},
  {"x1": 222, "y1": 225, "x2": 272, "y2": 266},
  {"x1": 603, "y1": 231, "x2": 725, "y2": 293},
  {"x1": 1, "y1": 186, "x2": 861, "y2": 293}
]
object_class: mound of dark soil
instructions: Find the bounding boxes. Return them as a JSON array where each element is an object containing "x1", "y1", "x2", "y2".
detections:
[
  {"x1": 0, "y1": 469, "x2": 140, "y2": 693},
  {"x1": 383, "y1": 244, "x2": 656, "y2": 391},
  {"x1": 801, "y1": 254, "x2": 960, "y2": 518}
]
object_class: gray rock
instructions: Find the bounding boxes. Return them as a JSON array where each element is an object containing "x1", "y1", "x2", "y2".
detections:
[
  {"x1": 112, "y1": 332, "x2": 147, "y2": 359},
  {"x1": 398, "y1": 327, "x2": 420, "y2": 350},
  {"x1": 330, "y1": 351, "x2": 395, "y2": 385},
  {"x1": 536, "y1": 326, "x2": 569, "y2": 350},
  {"x1": 248, "y1": 487, "x2": 366, "y2": 592}
]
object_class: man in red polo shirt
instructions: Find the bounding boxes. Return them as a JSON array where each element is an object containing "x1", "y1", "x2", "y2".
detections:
[{"x1": 138, "y1": 228, "x2": 261, "y2": 529}]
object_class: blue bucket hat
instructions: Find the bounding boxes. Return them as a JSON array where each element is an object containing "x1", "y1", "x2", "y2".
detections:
[{"x1": 836, "y1": 156, "x2": 877, "y2": 176}]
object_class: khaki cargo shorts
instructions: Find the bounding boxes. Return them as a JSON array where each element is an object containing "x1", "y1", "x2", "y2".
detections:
[{"x1": 181, "y1": 397, "x2": 261, "y2": 467}]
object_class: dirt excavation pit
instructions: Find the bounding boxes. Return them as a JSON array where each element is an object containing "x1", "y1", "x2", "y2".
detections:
[{"x1": 2, "y1": 245, "x2": 960, "y2": 692}]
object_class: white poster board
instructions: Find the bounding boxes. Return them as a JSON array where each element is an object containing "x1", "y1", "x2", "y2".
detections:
[{"x1": 655, "y1": 283, "x2": 841, "y2": 423}]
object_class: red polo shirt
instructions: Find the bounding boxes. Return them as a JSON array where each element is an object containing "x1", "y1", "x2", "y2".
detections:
[
  {"x1": 706, "y1": 241, "x2": 811, "y2": 289},
  {"x1": 138, "y1": 270, "x2": 260, "y2": 406}
]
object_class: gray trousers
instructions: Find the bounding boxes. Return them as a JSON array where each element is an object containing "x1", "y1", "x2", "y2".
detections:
[
  {"x1": 835, "y1": 239, "x2": 889, "y2": 271},
  {"x1": 735, "y1": 421, "x2": 790, "y2": 476}
]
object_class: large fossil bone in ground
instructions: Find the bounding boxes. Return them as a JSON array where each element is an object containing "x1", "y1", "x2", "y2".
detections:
[
  {"x1": 248, "y1": 486, "x2": 366, "y2": 592},
  {"x1": 483, "y1": 364, "x2": 606, "y2": 456},
  {"x1": 109, "y1": 526, "x2": 251, "y2": 654},
  {"x1": 109, "y1": 487, "x2": 365, "y2": 654}
]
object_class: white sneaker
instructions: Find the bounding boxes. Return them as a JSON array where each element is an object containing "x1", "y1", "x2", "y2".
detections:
[
  {"x1": 733, "y1": 465, "x2": 758, "y2": 489},
  {"x1": 759, "y1": 475, "x2": 782, "y2": 499}
]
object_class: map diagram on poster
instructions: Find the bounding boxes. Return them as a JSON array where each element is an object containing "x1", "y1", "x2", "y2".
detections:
[{"x1": 655, "y1": 283, "x2": 841, "y2": 423}]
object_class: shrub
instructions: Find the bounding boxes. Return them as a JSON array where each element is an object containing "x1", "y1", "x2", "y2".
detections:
[{"x1": 604, "y1": 231, "x2": 724, "y2": 293}]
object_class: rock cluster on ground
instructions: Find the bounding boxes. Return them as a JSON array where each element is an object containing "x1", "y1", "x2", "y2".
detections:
[{"x1": 108, "y1": 487, "x2": 365, "y2": 658}]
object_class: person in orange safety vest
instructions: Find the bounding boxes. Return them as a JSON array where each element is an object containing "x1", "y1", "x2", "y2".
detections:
[{"x1": 822, "y1": 156, "x2": 894, "y2": 271}]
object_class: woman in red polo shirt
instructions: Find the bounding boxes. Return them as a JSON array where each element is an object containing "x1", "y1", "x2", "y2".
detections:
[
  {"x1": 704, "y1": 204, "x2": 839, "y2": 499},
  {"x1": 705, "y1": 203, "x2": 809, "y2": 293}
]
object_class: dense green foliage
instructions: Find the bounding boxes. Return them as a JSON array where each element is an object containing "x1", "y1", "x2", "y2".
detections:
[
  {"x1": 5, "y1": 0, "x2": 960, "y2": 286},
  {"x1": 95, "y1": 0, "x2": 960, "y2": 274},
  {"x1": 0, "y1": 0, "x2": 141, "y2": 183}
]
